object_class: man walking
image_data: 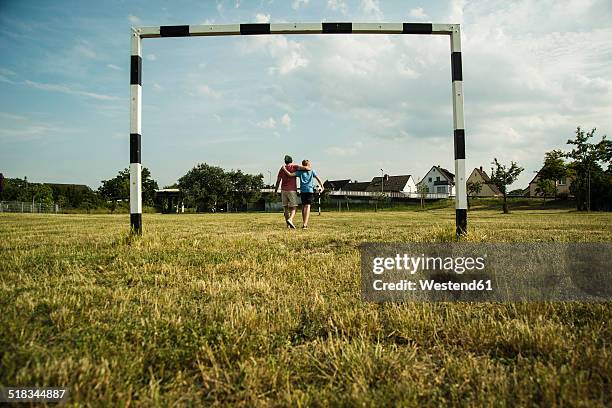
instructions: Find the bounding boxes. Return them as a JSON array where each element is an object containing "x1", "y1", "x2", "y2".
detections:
[
  {"x1": 282, "y1": 159, "x2": 324, "y2": 229},
  {"x1": 274, "y1": 155, "x2": 310, "y2": 229}
]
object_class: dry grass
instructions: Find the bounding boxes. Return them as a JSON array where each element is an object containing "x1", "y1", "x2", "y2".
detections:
[{"x1": 0, "y1": 209, "x2": 610, "y2": 407}]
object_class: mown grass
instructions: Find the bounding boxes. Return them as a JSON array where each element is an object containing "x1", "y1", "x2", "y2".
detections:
[{"x1": 0, "y1": 209, "x2": 610, "y2": 407}]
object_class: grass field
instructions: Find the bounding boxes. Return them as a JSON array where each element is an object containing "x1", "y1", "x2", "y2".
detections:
[{"x1": 1, "y1": 209, "x2": 610, "y2": 407}]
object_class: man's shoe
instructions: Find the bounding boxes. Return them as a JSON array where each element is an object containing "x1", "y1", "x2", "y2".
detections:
[
  {"x1": 302, "y1": 225, "x2": 308, "y2": 229},
  {"x1": 287, "y1": 219, "x2": 296, "y2": 229}
]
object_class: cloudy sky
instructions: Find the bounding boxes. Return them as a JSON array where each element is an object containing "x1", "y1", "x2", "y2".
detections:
[{"x1": 1, "y1": 0, "x2": 611, "y2": 189}]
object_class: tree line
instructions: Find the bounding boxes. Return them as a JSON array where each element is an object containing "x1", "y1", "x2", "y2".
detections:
[
  {"x1": 465, "y1": 126, "x2": 611, "y2": 213},
  {"x1": 0, "y1": 163, "x2": 265, "y2": 213}
]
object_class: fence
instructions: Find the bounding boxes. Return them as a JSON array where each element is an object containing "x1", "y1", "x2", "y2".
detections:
[
  {"x1": 328, "y1": 190, "x2": 454, "y2": 200},
  {"x1": 0, "y1": 201, "x2": 60, "y2": 214}
]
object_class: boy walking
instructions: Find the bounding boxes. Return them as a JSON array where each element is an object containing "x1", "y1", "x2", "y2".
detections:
[{"x1": 283, "y1": 160, "x2": 324, "y2": 229}]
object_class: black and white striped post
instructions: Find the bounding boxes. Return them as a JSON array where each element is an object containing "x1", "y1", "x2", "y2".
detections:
[
  {"x1": 129, "y1": 22, "x2": 468, "y2": 235},
  {"x1": 450, "y1": 25, "x2": 467, "y2": 235},
  {"x1": 129, "y1": 28, "x2": 142, "y2": 234}
]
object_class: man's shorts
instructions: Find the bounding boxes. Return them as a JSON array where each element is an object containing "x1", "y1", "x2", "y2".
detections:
[
  {"x1": 300, "y1": 192, "x2": 314, "y2": 205},
  {"x1": 281, "y1": 191, "x2": 299, "y2": 207}
]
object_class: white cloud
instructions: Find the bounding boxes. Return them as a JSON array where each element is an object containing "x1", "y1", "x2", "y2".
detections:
[
  {"x1": 257, "y1": 117, "x2": 276, "y2": 129},
  {"x1": 0, "y1": 75, "x2": 16, "y2": 84},
  {"x1": 325, "y1": 141, "x2": 364, "y2": 157},
  {"x1": 23, "y1": 80, "x2": 120, "y2": 101},
  {"x1": 409, "y1": 7, "x2": 428, "y2": 19},
  {"x1": 0, "y1": 112, "x2": 26, "y2": 121},
  {"x1": 280, "y1": 113, "x2": 292, "y2": 129},
  {"x1": 448, "y1": 0, "x2": 465, "y2": 23},
  {"x1": 197, "y1": 84, "x2": 221, "y2": 98},
  {"x1": 360, "y1": 0, "x2": 383, "y2": 20},
  {"x1": 396, "y1": 56, "x2": 420, "y2": 78},
  {"x1": 240, "y1": 28, "x2": 309, "y2": 75},
  {"x1": 0, "y1": 124, "x2": 61, "y2": 139},
  {"x1": 272, "y1": 51, "x2": 309, "y2": 75},
  {"x1": 107, "y1": 64, "x2": 121, "y2": 71},
  {"x1": 74, "y1": 41, "x2": 96, "y2": 59},
  {"x1": 0, "y1": 68, "x2": 17, "y2": 76},
  {"x1": 145, "y1": 54, "x2": 157, "y2": 61},
  {"x1": 0, "y1": 115, "x2": 76, "y2": 141},
  {"x1": 327, "y1": 0, "x2": 347, "y2": 13},
  {"x1": 292, "y1": 0, "x2": 309, "y2": 10},
  {"x1": 255, "y1": 13, "x2": 270, "y2": 23},
  {"x1": 128, "y1": 15, "x2": 141, "y2": 24},
  {"x1": 153, "y1": 83, "x2": 162, "y2": 91}
]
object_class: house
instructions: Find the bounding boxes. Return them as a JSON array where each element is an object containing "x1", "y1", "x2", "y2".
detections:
[
  {"x1": 366, "y1": 174, "x2": 417, "y2": 193},
  {"x1": 417, "y1": 166, "x2": 455, "y2": 196},
  {"x1": 341, "y1": 181, "x2": 371, "y2": 192},
  {"x1": 323, "y1": 179, "x2": 351, "y2": 191},
  {"x1": 466, "y1": 167, "x2": 502, "y2": 197},
  {"x1": 526, "y1": 171, "x2": 573, "y2": 198}
]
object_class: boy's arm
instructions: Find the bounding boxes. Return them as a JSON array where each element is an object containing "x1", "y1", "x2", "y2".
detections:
[
  {"x1": 293, "y1": 163, "x2": 312, "y2": 171},
  {"x1": 315, "y1": 175, "x2": 325, "y2": 191},
  {"x1": 282, "y1": 165, "x2": 297, "y2": 177},
  {"x1": 274, "y1": 176, "x2": 282, "y2": 193}
]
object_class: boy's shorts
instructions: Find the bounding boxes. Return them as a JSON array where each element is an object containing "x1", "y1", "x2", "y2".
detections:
[
  {"x1": 300, "y1": 192, "x2": 314, "y2": 205},
  {"x1": 281, "y1": 191, "x2": 298, "y2": 207}
]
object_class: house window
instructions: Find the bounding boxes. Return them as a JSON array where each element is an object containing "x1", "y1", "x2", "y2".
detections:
[
  {"x1": 436, "y1": 176, "x2": 440, "y2": 182},
  {"x1": 558, "y1": 177, "x2": 567, "y2": 185},
  {"x1": 428, "y1": 177, "x2": 432, "y2": 182},
  {"x1": 436, "y1": 186, "x2": 445, "y2": 193}
]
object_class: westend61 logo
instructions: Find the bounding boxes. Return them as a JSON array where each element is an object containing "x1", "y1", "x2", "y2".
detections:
[{"x1": 360, "y1": 243, "x2": 612, "y2": 302}]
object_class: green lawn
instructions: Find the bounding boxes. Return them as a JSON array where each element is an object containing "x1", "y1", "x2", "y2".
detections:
[{"x1": 0, "y1": 209, "x2": 610, "y2": 406}]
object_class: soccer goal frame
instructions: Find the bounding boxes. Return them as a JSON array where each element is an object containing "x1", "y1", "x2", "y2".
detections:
[{"x1": 129, "y1": 22, "x2": 468, "y2": 235}]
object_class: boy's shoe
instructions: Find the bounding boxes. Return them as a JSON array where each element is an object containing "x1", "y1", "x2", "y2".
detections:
[
  {"x1": 287, "y1": 219, "x2": 296, "y2": 229},
  {"x1": 302, "y1": 225, "x2": 308, "y2": 229}
]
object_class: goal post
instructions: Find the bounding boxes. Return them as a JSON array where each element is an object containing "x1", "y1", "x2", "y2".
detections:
[{"x1": 129, "y1": 22, "x2": 467, "y2": 235}]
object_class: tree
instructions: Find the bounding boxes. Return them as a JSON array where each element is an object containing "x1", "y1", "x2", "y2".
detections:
[
  {"x1": 466, "y1": 180, "x2": 482, "y2": 210},
  {"x1": 227, "y1": 170, "x2": 264, "y2": 211},
  {"x1": 373, "y1": 192, "x2": 390, "y2": 211},
  {"x1": 56, "y1": 195, "x2": 69, "y2": 210},
  {"x1": 31, "y1": 184, "x2": 54, "y2": 205},
  {"x1": 538, "y1": 150, "x2": 568, "y2": 199},
  {"x1": 98, "y1": 167, "x2": 158, "y2": 207},
  {"x1": 0, "y1": 177, "x2": 28, "y2": 201},
  {"x1": 490, "y1": 158, "x2": 524, "y2": 214},
  {"x1": 535, "y1": 178, "x2": 556, "y2": 200},
  {"x1": 417, "y1": 183, "x2": 428, "y2": 209},
  {"x1": 98, "y1": 168, "x2": 129, "y2": 201},
  {"x1": 564, "y1": 127, "x2": 612, "y2": 211},
  {"x1": 178, "y1": 163, "x2": 231, "y2": 212}
]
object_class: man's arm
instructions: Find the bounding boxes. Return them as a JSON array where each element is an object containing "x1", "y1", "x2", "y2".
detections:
[
  {"x1": 274, "y1": 176, "x2": 282, "y2": 193},
  {"x1": 282, "y1": 165, "x2": 297, "y2": 177}
]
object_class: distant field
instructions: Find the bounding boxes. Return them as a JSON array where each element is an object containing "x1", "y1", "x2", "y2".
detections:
[{"x1": 1, "y1": 209, "x2": 610, "y2": 406}]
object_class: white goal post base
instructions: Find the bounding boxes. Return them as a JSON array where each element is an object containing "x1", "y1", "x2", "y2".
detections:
[{"x1": 129, "y1": 22, "x2": 468, "y2": 235}]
